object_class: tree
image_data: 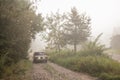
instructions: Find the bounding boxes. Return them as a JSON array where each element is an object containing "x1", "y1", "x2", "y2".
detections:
[
  {"x1": 45, "y1": 12, "x2": 66, "y2": 52},
  {"x1": 0, "y1": 0, "x2": 44, "y2": 77},
  {"x1": 64, "y1": 7, "x2": 91, "y2": 53},
  {"x1": 111, "y1": 35, "x2": 120, "y2": 49}
]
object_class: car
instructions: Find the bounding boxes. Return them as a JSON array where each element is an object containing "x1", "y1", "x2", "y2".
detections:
[{"x1": 33, "y1": 52, "x2": 48, "y2": 63}]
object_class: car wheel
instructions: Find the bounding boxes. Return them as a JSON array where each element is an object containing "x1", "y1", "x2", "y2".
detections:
[{"x1": 44, "y1": 60, "x2": 47, "y2": 63}]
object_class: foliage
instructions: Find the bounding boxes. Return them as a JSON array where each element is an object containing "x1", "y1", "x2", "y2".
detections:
[
  {"x1": 49, "y1": 34, "x2": 120, "y2": 80},
  {"x1": 64, "y1": 7, "x2": 91, "y2": 53},
  {"x1": 99, "y1": 73, "x2": 120, "y2": 80},
  {"x1": 0, "y1": 0, "x2": 44, "y2": 78},
  {"x1": 1, "y1": 60, "x2": 32, "y2": 80},
  {"x1": 81, "y1": 33, "x2": 106, "y2": 56},
  {"x1": 49, "y1": 50, "x2": 120, "y2": 80},
  {"x1": 45, "y1": 7, "x2": 91, "y2": 53},
  {"x1": 45, "y1": 12, "x2": 66, "y2": 52}
]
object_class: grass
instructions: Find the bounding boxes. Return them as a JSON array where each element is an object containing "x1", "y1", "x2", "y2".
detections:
[
  {"x1": 48, "y1": 50, "x2": 120, "y2": 80},
  {"x1": 1, "y1": 59, "x2": 32, "y2": 80},
  {"x1": 48, "y1": 34, "x2": 120, "y2": 80}
]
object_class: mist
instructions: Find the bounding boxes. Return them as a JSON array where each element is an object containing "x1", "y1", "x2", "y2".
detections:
[{"x1": 31, "y1": 0, "x2": 120, "y2": 52}]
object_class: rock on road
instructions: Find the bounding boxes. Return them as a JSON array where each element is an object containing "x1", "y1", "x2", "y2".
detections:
[{"x1": 32, "y1": 62, "x2": 97, "y2": 80}]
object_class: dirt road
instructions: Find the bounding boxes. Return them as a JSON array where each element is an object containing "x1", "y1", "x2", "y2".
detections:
[{"x1": 31, "y1": 62, "x2": 97, "y2": 80}]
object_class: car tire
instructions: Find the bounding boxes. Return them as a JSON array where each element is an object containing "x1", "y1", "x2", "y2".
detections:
[{"x1": 44, "y1": 60, "x2": 47, "y2": 63}]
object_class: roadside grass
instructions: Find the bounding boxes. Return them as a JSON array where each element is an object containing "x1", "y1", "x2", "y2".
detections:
[
  {"x1": 49, "y1": 51, "x2": 120, "y2": 80},
  {"x1": 48, "y1": 34, "x2": 120, "y2": 80},
  {"x1": 1, "y1": 59, "x2": 32, "y2": 80}
]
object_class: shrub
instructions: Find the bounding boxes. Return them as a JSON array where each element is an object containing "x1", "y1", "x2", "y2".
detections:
[
  {"x1": 49, "y1": 34, "x2": 120, "y2": 80},
  {"x1": 99, "y1": 73, "x2": 120, "y2": 80},
  {"x1": 0, "y1": 60, "x2": 32, "y2": 80},
  {"x1": 81, "y1": 33, "x2": 106, "y2": 56}
]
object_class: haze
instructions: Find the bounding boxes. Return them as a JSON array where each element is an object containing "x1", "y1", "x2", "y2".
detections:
[{"x1": 31, "y1": 0, "x2": 120, "y2": 51}]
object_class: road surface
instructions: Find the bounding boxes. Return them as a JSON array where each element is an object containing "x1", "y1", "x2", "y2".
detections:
[
  {"x1": 31, "y1": 62, "x2": 97, "y2": 80},
  {"x1": 30, "y1": 53, "x2": 120, "y2": 80}
]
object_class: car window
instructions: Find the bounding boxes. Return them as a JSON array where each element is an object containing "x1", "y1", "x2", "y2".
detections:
[{"x1": 34, "y1": 52, "x2": 46, "y2": 56}]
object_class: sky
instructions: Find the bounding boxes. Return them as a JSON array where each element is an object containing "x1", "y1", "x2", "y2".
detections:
[{"x1": 31, "y1": 0, "x2": 120, "y2": 51}]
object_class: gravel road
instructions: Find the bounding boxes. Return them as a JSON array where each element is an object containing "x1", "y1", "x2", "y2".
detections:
[
  {"x1": 31, "y1": 52, "x2": 120, "y2": 80},
  {"x1": 32, "y1": 62, "x2": 97, "y2": 80}
]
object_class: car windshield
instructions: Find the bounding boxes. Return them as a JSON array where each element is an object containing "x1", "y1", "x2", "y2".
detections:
[{"x1": 34, "y1": 52, "x2": 46, "y2": 56}]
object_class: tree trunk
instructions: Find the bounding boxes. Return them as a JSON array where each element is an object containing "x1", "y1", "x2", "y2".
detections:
[
  {"x1": 58, "y1": 44, "x2": 61, "y2": 53},
  {"x1": 74, "y1": 42, "x2": 77, "y2": 54}
]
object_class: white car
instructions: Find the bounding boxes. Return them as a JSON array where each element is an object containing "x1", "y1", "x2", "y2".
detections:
[{"x1": 33, "y1": 52, "x2": 48, "y2": 63}]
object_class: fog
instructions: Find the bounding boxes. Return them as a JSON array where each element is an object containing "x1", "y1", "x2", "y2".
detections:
[{"x1": 31, "y1": 0, "x2": 120, "y2": 51}]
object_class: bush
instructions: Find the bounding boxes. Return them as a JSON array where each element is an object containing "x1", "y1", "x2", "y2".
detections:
[
  {"x1": 0, "y1": 60, "x2": 32, "y2": 80},
  {"x1": 50, "y1": 52, "x2": 120, "y2": 80},
  {"x1": 81, "y1": 33, "x2": 106, "y2": 56},
  {"x1": 49, "y1": 34, "x2": 120, "y2": 80},
  {"x1": 99, "y1": 73, "x2": 120, "y2": 80}
]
